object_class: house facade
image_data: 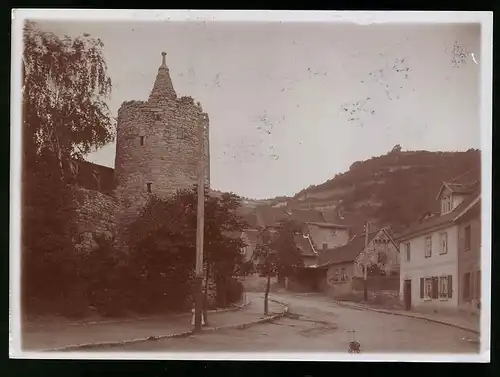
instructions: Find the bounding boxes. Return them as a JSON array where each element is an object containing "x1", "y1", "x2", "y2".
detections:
[
  {"x1": 317, "y1": 228, "x2": 400, "y2": 300},
  {"x1": 456, "y1": 196, "x2": 481, "y2": 314},
  {"x1": 397, "y1": 179, "x2": 480, "y2": 313},
  {"x1": 306, "y1": 222, "x2": 351, "y2": 251}
]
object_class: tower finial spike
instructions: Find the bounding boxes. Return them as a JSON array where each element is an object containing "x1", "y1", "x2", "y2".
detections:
[{"x1": 161, "y1": 52, "x2": 167, "y2": 67}]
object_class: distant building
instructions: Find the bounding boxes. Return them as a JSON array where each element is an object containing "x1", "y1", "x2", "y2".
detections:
[
  {"x1": 316, "y1": 227, "x2": 400, "y2": 299},
  {"x1": 397, "y1": 177, "x2": 480, "y2": 313},
  {"x1": 240, "y1": 229, "x2": 260, "y2": 263}
]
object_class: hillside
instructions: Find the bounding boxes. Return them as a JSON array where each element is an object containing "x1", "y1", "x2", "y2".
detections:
[{"x1": 251, "y1": 148, "x2": 481, "y2": 234}]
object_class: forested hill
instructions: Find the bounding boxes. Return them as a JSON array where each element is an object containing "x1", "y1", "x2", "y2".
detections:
[{"x1": 259, "y1": 148, "x2": 481, "y2": 233}]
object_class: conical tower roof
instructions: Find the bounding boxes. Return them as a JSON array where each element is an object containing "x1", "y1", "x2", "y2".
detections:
[{"x1": 148, "y1": 52, "x2": 176, "y2": 103}]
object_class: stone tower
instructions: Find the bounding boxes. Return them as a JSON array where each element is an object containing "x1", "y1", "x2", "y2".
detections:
[{"x1": 114, "y1": 52, "x2": 210, "y2": 250}]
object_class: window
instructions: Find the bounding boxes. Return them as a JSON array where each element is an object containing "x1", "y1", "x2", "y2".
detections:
[
  {"x1": 476, "y1": 270, "x2": 481, "y2": 299},
  {"x1": 340, "y1": 268, "x2": 347, "y2": 281},
  {"x1": 405, "y1": 242, "x2": 411, "y2": 261},
  {"x1": 424, "y1": 277, "x2": 433, "y2": 299},
  {"x1": 333, "y1": 270, "x2": 339, "y2": 282},
  {"x1": 463, "y1": 272, "x2": 471, "y2": 300},
  {"x1": 155, "y1": 113, "x2": 161, "y2": 121},
  {"x1": 146, "y1": 182, "x2": 152, "y2": 193},
  {"x1": 425, "y1": 236, "x2": 432, "y2": 258},
  {"x1": 322, "y1": 243, "x2": 328, "y2": 250},
  {"x1": 439, "y1": 232, "x2": 448, "y2": 255},
  {"x1": 464, "y1": 225, "x2": 471, "y2": 250},
  {"x1": 442, "y1": 196, "x2": 452, "y2": 213},
  {"x1": 140, "y1": 136, "x2": 145, "y2": 146},
  {"x1": 439, "y1": 276, "x2": 449, "y2": 299}
]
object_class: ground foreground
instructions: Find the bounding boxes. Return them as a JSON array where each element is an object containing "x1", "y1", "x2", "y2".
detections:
[
  {"x1": 22, "y1": 297, "x2": 281, "y2": 351},
  {"x1": 97, "y1": 293, "x2": 480, "y2": 354}
]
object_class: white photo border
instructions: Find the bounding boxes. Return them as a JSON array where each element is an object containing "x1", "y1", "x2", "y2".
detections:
[{"x1": 10, "y1": 9, "x2": 493, "y2": 362}]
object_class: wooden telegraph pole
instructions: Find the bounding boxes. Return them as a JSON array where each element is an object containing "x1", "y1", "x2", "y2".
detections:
[
  {"x1": 194, "y1": 116, "x2": 206, "y2": 332},
  {"x1": 363, "y1": 221, "x2": 369, "y2": 301}
]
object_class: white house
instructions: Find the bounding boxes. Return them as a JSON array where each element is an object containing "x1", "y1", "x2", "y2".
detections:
[{"x1": 397, "y1": 180, "x2": 480, "y2": 313}]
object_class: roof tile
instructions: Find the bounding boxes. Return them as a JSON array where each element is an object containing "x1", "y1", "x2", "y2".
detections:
[
  {"x1": 294, "y1": 234, "x2": 317, "y2": 256},
  {"x1": 397, "y1": 187, "x2": 480, "y2": 241},
  {"x1": 318, "y1": 230, "x2": 379, "y2": 266}
]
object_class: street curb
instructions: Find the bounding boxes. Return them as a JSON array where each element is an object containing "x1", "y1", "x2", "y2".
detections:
[
  {"x1": 202, "y1": 303, "x2": 289, "y2": 333},
  {"x1": 44, "y1": 300, "x2": 287, "y2": 352},
  {"x1": 26, "y1": 301, "x2": 251, "y2": 330},
  {"x1": 332, "y1": 300, "x2": 479, "y2": 335},
  {"x1": 206, "y1": 300, "x2": 252, "y2": 314}
]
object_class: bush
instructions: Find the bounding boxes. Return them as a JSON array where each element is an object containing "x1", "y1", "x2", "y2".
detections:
[{"x1": 225, "y1": 278, "x2": 244, "y2": 305}]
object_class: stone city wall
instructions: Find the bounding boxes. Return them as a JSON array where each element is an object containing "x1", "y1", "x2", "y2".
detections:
[{"x1": 71, "y1": 186, "x2": 118, "y2": 253}]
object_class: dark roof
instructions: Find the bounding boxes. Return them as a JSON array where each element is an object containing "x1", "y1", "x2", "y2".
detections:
[
  {"x1": 294, "y1": 234, "x2": 317, "y2": 257},
  {"x1": 454, "y1": 196, "x2": 481, "y2": 223},
  {"x1": 436, "y1": 181, "x2": 479, "y2": 200},
  {"x1": 447, "y1": 183, "x2": 477, "y2": 194},
  {"x1": 289, "y1": 209, "x2": 325, "y2": 223},
  {"x1": 330, "y1": 210, "x2": 366, "y2": 235},
  {"x1": 254, "y1": 206, "x2": 334, "y2": 228},
  {"x1": 255, "y1": 206, "x2": 289, "y2": 227},
  {"x1": 70, "y1": 159, "x2": 115, "y2": 194},
  {"x1": 306, "y1": 222, "x2": 350, "y2": 229},
  {"x1": 396, "y1": 188, "x2": 481, "y2": 241},
  {"x1": 419, "y1": 211, "x2": 440, "y2": 222},
  {"x1": 321, "y1": 209, "x2": 344, "y2": 224},
  {"x1": 318, "y1": 230, "x2": 379, "y2": 266},
  {"x1": 449, "y1": 167, "x2": 481, "y2": 186},
  {"x1": 435, "y1": 168, "x2": 481, "y2": 199}
]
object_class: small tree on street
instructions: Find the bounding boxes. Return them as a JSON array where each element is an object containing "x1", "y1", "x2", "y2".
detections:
[{"x1": 254, "y1": 220, "x2": 303, "y2": 315}]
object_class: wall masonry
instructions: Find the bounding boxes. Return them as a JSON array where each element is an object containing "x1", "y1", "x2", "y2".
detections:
[{"x1": 71, "y1": 186, "x2": 119, "y2": 253}]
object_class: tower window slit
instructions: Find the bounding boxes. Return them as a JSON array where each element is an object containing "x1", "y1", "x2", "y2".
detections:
[
  {"x1": 140, "y1": 136, "x2": 144, "y2": 146},
  {"x1": 147, "y1": 182, "x2": 152, "y2": 193}
]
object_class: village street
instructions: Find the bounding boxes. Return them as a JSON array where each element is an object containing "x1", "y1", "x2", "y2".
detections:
[{"x1": 102, "y1": 292, "x2": 480, "y2": 354}]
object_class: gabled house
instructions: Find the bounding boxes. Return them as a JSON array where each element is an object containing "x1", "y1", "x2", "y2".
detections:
[
  {"x1": 244, "y1": 205, "x2": 354, "y2": 289},
  {"x1": 397, "y1": 178, "x2": 480, "y2": 312},
  {"x1": 305, "y1": 221, "x2": 351, "y2": 251},
  {"x1": 250, "y1": 205, "x2": 352, "y2": 258},
  {"x1": 315, "y1": 227, "x2": 400, "y2": 299}
]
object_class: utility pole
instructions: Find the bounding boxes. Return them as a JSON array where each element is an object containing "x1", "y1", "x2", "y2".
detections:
[
  {"x1": 194, "y1": 116, "x2": 206, "y2": 332},
  {"x1": 363, "y1": 221, "x2": 369, "y2": 302}
]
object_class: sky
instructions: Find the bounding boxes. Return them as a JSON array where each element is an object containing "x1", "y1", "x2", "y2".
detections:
[{"x1": 36, "y1": 20, "x2": 481, "y2": 199}]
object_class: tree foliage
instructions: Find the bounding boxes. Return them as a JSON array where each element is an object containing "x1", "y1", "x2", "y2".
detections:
[
  {"x1": 22, "y1": 21, "x2": 114, "y2": 178},
  {"x1": 127, "y1": 186, "x2": 247, "y2": 312},
  {"x1": 253, "y1": 220, "x2": 303, "y2": 276},
  {"x1": 253, "y1": 220, "x2": 303, "y2": 314},
  {"x1": 21, "y1": 22, "x2": 115, "y2": 317}
]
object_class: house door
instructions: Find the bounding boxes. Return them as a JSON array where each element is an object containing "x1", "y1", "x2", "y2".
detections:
[{"x1": 404, "y1": 279, "x2": 411, "y2": 311}]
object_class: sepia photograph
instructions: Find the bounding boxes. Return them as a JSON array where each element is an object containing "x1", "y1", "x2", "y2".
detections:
[{"x1": 10, "y1": 10, "x2": 492, "y2": 361}]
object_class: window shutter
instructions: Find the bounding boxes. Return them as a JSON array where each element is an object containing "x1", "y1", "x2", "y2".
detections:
[
  {"x1": 448, "y1": 275, "x2": 453, "y2": 298},
  {"x1": 477, "y1": 271, "x2": 481, "y2": 298},
  {"x1": 420, "y1": 278, "x2": 424, "y2": 298},
  {"x1": 432, "y1": 277, "x2": 439, "y2": 299}
]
